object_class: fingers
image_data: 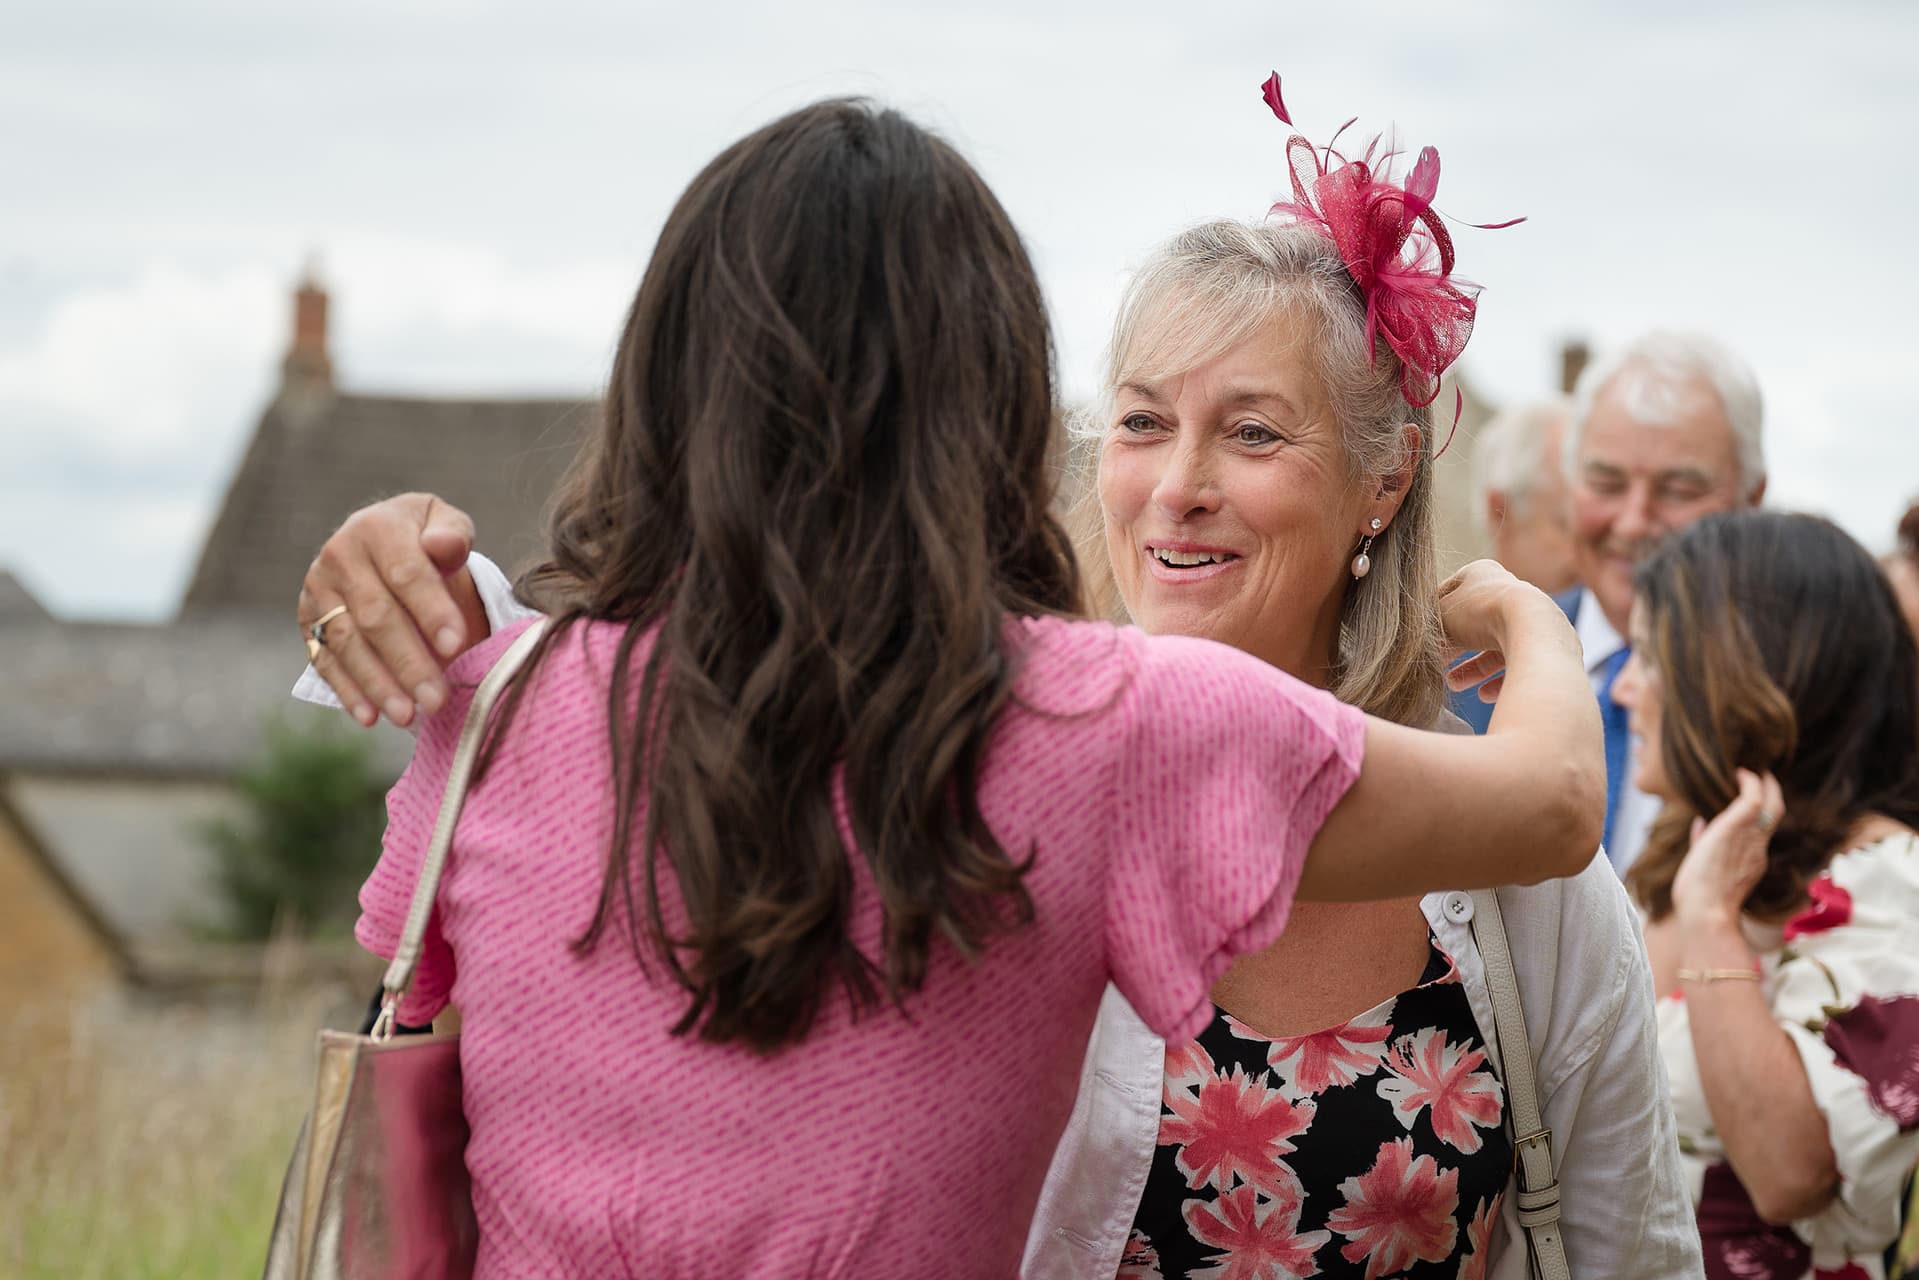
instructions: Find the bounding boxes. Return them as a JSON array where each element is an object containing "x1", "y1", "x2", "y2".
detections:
[
  {"x1": 373, "y1": 494, "x2": 473, "y2": 664},
  {"x1": 298, "y1": 591, "x2": 377, "y2": 727},
  {"x1": 1713, "y1": 768, "x2": 1765, "y2": 825},
  {"x1": 302, "y1": 562, "x2": 429, "y2": 729},
  {"x1": 298, "y1": 495, "x2": 465, "y2": 728},
  {"x1": 1702, "y1": 768, "x2": 1784, "y2": 845},
  {"x1": 1445, "y1": 650, "x2": 1506, "y2": 691},
  {"x1": 1760, "y1": 771, "x2": 1786, "y2": 826},
  {"x1": 419, "y1": 497, "x2": 477, "y2": 581}
]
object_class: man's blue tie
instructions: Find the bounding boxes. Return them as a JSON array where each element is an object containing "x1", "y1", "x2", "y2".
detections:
[{"x1": 1599, "y1": 646, "x2": 1632, "y2": 864}]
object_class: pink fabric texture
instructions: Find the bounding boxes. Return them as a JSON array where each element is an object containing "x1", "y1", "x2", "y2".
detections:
[{"x1": 357, "y1": 614, "x2": 1364, "y2": 1278}]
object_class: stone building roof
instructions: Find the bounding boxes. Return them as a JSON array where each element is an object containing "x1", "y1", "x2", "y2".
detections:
[
  {"x1": 179, "y1": 388, "x2": 594, "y2": 617},
  {"x1": 0, "y1": 570, "x2": 50, "y2": 621},
  {"x1": 5, "y1": 275, "x2": 585, "y2": 777},
  {"x1": 0, "y1": 615, "x2": 413, "y2": 778}
]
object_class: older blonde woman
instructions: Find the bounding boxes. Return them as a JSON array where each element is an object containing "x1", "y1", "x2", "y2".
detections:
[{"x1": 1020, "y1": 214, "x2": 1699, "y2": 1278}]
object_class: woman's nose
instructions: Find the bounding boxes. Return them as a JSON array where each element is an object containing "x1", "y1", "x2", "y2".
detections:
[
  {"x1": 1613, "y1": 654, "x2": 1642, "y2": 707},
  {"x1": 1151, "y1": 441, "x2": 1221, "y2": 519}
]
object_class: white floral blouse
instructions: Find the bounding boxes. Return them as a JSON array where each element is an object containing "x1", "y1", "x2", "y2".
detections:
[{"x1": 1659, "y1": 831, "x2": 1919, "y2": 1280}]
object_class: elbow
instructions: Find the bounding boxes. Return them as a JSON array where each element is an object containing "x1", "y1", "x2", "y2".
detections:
[
  {"x1": 1519, "y1": 757, "x2": 1605, "y2": 884},
  {"x1": 1748, "y1": 1164, "x2": 1839, "y2": 1226},
  {"x1": 1558, "y1": 756, "x2": 1606, "y2": 877}
]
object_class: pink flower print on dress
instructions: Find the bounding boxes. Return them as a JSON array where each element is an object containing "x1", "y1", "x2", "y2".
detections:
[
  {"x1": 1159, "y1": 1064, "x2": 1316, "y2": 1199},
  {"x1": 1783, "y1": 874, "x2": 1854, "y2": 942},
  {"x1": 1455, "y1": 1194, "x2": 1500, "y2": 1280},
  {"x1": 1325, "y1": 1137, "x2": 1461, "y2": 1280},
  {"x1": 1182, "y1": 1180, "x2": 1331, "y2": 1280},
  {"x1": 1262, "y1": 1002, "x2": 1395, "y2": 1097},
  {"x1": 1377, "y1": 1027, "x2": 1505, "y2": 1153},
  {"x1": 1118, "y1": 1227, "x2": 1164, "y2": 1279},
  {"x1": 1165, "y1": 1038, "x2": 1219, "y2": 1108}
]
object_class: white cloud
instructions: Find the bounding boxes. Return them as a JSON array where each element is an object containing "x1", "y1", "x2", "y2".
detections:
[
  {"x1": 321, "y1": 235, "x2": 630, "y2": 391},
  {"x1": 0, "y1": 262, "x2": 279, "y2": 457}
]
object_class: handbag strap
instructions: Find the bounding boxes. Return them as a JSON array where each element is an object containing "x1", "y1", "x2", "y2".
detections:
[
  {"x1": 375, "y1": 618, "x2": 549, "y2": 1027},
  {"x1": 1469, "y1": 887, "x2": 1571, "y2": 1280}
]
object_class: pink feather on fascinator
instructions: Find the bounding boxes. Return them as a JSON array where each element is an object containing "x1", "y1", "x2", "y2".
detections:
[{"x1": 1257, "y1": 72, "x2": 1521, "y2": 452}]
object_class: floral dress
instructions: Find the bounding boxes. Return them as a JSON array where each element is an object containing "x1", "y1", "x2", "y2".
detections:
[
  {"x1": 1124, "y1": 936, "x2": 1511, "y2": 1279},
  {"x1": 1660, "y1": 832, "x2": 1919, "y2": 1280}
]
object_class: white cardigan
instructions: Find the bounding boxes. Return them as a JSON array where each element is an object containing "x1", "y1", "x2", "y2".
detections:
[{"x1": 1021, "y1": 855, "x2": 1705, "y2": 1279}]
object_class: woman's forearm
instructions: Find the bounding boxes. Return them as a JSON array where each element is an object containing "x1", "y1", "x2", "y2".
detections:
[
  {"x1": 1299, "y1": 591, "x2": 1604, "y2": 900},
  {"x1": 1681, "y1": 912, "x2": 1839, "y2": 1223}
]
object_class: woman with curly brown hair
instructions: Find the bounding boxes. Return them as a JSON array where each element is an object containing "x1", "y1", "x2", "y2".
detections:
[{"x1": 1615, "y1": 510, "x2": 1919, "y2": 1280}]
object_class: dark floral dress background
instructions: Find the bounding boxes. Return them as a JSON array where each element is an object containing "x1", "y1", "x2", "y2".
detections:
[
  {"x1": 1659, "y1": 834, "x2": 1919, "y2": 1280},
  {"x1": 1125, "y1": 937, "x2": 1511, "y2": 1279}
]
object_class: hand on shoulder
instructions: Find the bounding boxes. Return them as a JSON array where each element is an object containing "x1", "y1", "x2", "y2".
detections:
[{"x1": 297, "y1": 493, "x2": 488, "y2": 727}]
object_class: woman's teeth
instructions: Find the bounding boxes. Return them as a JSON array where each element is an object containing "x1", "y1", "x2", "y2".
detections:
[{"x1": 1152, "y1": 549, "x2": 1235, "y2": 567}]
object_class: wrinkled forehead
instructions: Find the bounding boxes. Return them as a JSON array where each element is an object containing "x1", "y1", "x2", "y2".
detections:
[{"x1": 1578, "y1": 371, "x2": 1742, "y2": 478}]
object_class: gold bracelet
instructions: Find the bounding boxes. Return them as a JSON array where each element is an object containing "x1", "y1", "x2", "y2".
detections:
[{"x1": 1677, "y1": 967, "x2": 1761, "y2": 983}]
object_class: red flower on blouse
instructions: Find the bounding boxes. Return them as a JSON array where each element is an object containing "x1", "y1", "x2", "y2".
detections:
[
  {"x1": 1325, "y1": 1137, "x2": 1461, "y2": 1279},
  {"x1": 1783, "y1": 875, "x2": 1854, "y2": 941},
  {"x1": 1160, "y1": 1064, "x2": 1316, "y2": 1198},
  {"x1": 1821, "y1": 993, "x2": 1919, "y2": 1129},
  {"x1": 1376, "y1": 1027, "x2": 1505, "y2": 1153},
  {"x1": 1455, "y1": 1194, "x2": 1500, "y2": 1280},
  {"x1": 1182, "y1": 1181, "x2": 1332, "y2": 1280},
  {"x1": 1165, "y1": 1038, "x2": 1219, "y2": 1107},
  {"x1": 1262, "y1": 1002, "x2": 1396, "y2": 1097}
]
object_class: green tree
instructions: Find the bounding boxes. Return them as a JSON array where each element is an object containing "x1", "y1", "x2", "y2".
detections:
[{"x1": 203, "y1": 720, "x2": 388, "y2": 939}]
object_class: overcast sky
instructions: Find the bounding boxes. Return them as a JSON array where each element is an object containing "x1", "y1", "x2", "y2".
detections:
[{"x1": 4, "y1": 0, "x2": 1914, "y2": 619}]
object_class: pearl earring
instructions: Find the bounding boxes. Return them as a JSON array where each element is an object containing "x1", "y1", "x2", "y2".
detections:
[{"x1": 1351, "y1": 534, "x2": 1376, "y2": 579}]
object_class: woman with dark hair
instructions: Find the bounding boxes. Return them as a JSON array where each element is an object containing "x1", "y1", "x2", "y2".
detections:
[
  {"x1": 1883, "y1": 500, "x2": 1919, "y2": 644},
  {"x1": 297, "y1": 98, "x2": 1602, "y2": 1273},
  {"x1": 1614, "y1": 511, "x2": 1919, "y2": 1280}
]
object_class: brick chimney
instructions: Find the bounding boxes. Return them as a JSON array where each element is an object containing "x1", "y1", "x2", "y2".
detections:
[
  {"x1": 281, "y1": 266, "x2": 334, "y2": 391},
  {"x1": 1559, "y1": 339, "x2": 1590, "y2": 395}
]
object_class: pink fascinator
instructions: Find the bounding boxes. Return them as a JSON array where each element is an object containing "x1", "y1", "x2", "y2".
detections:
[{"x1": 1259, "y1": 72, "x2": 1521, "y2": 448}]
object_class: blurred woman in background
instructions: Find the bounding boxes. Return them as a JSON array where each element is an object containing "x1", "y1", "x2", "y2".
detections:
[{"x1": 1619, "y1": 511, "x2": 1919, "y2": 1280}]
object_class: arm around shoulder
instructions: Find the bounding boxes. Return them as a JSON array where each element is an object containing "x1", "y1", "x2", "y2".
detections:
[{"x1": 1299, "y1": 570, "x2": 1605, "y2": 902}]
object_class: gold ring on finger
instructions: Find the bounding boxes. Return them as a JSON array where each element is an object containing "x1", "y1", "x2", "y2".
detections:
[{"x1": 306, "y1": 603, "x2": 350, "y2": 658}]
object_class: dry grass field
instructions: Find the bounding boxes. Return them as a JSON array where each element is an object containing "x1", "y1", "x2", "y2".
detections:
[{"x1": 0, "y1": 965, "x2": 364, "y2": 1278}]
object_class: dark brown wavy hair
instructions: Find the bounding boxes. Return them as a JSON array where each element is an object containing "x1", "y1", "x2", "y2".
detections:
[
  {"x1": 1626, "y1": 511, "x2": 1919, "y2": 921},
  {"x1": 482, "y1": 99, "x2": 1080, "y2": 1050}
]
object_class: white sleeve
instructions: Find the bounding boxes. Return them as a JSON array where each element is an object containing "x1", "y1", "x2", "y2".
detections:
[
  {"x1": 290, "y1": 551, "x2": 539, "y2": 709},
  {"x1": 1496, "y1": 863, "x2": 1703, "y2": 1279}
]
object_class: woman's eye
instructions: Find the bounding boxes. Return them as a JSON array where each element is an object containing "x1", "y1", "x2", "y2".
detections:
[
  {"x1": 1234, "y1": 422, "x2": 1280, "y2": 446},
  {"x1": 1119, "y1": 413, "x2": 1158, "y2": 434}
]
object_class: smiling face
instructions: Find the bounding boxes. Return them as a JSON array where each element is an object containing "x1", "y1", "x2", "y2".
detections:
[
  {"x1": 1569, "y1": 371, "x2": 1756, "y2": 635},
  {"x1": 1610, "y1": 600, "x2": 1672, "y2": 799},
  {"x1": 1097, "y1": 311, "x2": 1382, "y2": 680}
]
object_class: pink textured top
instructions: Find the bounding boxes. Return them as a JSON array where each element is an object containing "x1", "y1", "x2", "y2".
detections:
[{"x1": 358, "y1": 614, "x2": 1364, "y2": 1278}]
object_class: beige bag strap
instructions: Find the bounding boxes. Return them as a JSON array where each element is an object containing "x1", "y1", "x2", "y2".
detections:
[
  {"x1": 1469, "y1": 887, "x2": 1571, "y2": 1280},
  {"x1": 373, "y1": 618, "x2": 549, "y2": 1031}
]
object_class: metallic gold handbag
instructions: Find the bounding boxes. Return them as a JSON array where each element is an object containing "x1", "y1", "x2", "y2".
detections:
[{"x1": 262, "y1": 619, "x2": 548, "y2": 1280}]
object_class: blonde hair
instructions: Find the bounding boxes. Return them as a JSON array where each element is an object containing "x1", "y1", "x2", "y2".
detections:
[{"x1": 1071, "y1": 219, "x2": 1445, "y2": 727}]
